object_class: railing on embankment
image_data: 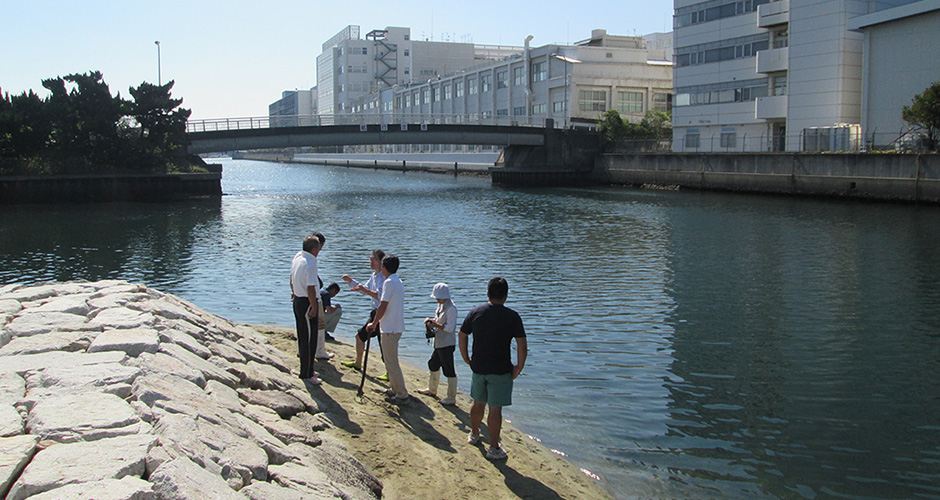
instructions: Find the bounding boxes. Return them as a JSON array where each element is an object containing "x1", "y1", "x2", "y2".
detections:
[{"x1": 596, "y1": 153, "x2": 940, "y2": 203}]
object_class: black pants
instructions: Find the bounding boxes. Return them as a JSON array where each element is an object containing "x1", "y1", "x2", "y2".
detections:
[
  {"x1": 428, "y1": 345, "x2": 457, "y2": 378},
  {"x1": 356, "y1": 309, "x2": 384, "y2": 361},
  {"x1": 293, "y1": 296, "x2": 317, "y2": 379}
]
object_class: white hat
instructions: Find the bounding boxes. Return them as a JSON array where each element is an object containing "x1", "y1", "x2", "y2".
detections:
[{"x1": 430, "y1": 283, "x2": 451, "y2": 300}]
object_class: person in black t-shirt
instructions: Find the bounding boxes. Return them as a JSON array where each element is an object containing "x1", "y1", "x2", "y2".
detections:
[{"x1": 458, "y1": 277, "x2": 527, "y2": 461}]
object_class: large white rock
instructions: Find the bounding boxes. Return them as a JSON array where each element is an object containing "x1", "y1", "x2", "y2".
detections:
[
  {"x1": 134, "y1": 352, "x2": 207, "y2": 388},
  {"x1": 88, "y1": 292, "x2": 151, "y2": 310},
  {"x1": 25, "y1": 361, "x2": 141, "y2": 398},
  {"x1": 237, "y1": 389, "x2": 306, "y2": 419},
  {"x1": 240, "y1": 480, "x2": 322, "y2": 500},
  {"x1": 31, "y1": 294, "x2": 92, "y2": 316},
  {"x1": 148, "y1": 456, "x2": 244, "y2": 500},
  {"x1": 0, "y1": 403, "x2": 23, "y2": 437},
  {"x1": 26, "y1": 476, "x2": 155, "y2": 500},
  {"x1": 0, "y1": 372, "x2": 25, "y2": 401},
  {"x1": 0, "y1": 434, "x2": 39, "y2": 498},
  {"x1": 0, "y1": 350, "x2": 126, "y2": 376},
  {"x1": 267, "y1": 461, "x2": 341, "y2": 499},
  {"x1": 0, "y1": 299, "x2": 22, "y2": 316},
  {"x1": 0, "y1": 330, "x2": 92, "y2": 356},
  {"x1": 4, "y1": 311, "x2": 97, "y2": 337},
  {"x1": 6, "y1": 433, "x2": 156, "y2": 500},
  {"x1": 158, "y1": 343, "x2": 240, "y2": 388},
  {"x1": 158, "y1": 329, "x2": 212, "y2": 359},
  {"x1": 26, "y1": 392, "x2": 144, "y2": 443},
  {"x1": 88, "y1": 308, "x2": 155, "y2": 330},
  {"x1": 88, "y1": 327, "x2": 160, "y2": 357}
]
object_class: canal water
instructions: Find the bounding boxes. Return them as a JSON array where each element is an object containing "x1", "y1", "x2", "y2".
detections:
[{"x1": 1, "y1": 159, "x2": 938, "y2": 499}]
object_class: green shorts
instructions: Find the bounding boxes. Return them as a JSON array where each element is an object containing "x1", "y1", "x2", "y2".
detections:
[{"x1": 470, "y1": 372, "x2": 513, "y2": 407}]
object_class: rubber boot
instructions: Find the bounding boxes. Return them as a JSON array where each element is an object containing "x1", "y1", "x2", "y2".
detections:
[
  {"x1": 417, "y1": 371, "x2": 439, "y2": 397},
  {"x1": 440, "y1": 376, "x2": 458, "y2": 405}
]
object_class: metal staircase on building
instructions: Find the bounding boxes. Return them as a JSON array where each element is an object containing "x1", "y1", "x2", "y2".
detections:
[{"x1": 367, "y1": 29, "x2": 398, "y2": 90}]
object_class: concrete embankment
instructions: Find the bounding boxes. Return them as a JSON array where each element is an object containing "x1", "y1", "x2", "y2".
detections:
[
  {"x1": 0, "y1": 280, "x2": 380, "y2": 500},
  {"x1": 597, "y1": 152, "x2": 940, "y2": 203},
  {"x1": 0, "y1": 171, "x2": 222, "y2": 204},
  {"x1": 234, "y1": 151, "x2": 494, "y2": 175}
]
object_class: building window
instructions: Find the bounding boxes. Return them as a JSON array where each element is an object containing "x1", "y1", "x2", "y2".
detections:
[
  {"x1": 532, "y1": 61, "x2": 547, "y2": 82},
  {"x1": 653, "y1": 93, "x2": 672, "y2": 111},
  {"x1": 513, "y1": 106, "x2": 526, "y2": 116},
  {"x1": 444, "y1": 84, "x2": 452, "y2": 100},
  {"x1": 432, "y1": 87, "x2": 440, "y2": 102},
  {"x1": 497, "y1": 71, "x2": 508, "y2": 89},
  {"x1": 404, "y1": 49, "x2": 410, "y2": 56},
  {"x1": 553, "y1": 100, "x2": 566, "y2": 113},
  {"x1": 773, "y1": 76, "x2": 787, "y2": 96},
  {"x1": 481, "y1": 74, "x2": 491, "y2": 93},
  {"x1": 497, "y1": 109, "x2": 509, "y2": 116},
  {"x1": 532, "y1": 103, "x2": 546, "y2": 115},
  {"x1": 616, "y1": 91, "x2": 644, "y2": 114},
  {"x1": 423, "y1": 89, "x2": 430, "y2": 104},
  {"x1": 579, "y1": 90, "x2": 607, "y2": 112},
  {"x1": 468, "y1": 78, "x2": 477, "y2": 95},
  {"x1": 413, "y1": 93, "x2": 420, "y2": 106},
  {"x1": 513, "y1": 67, "x2": 524, "y2": 86},
  {"x1": 481, "y1": 110, "x2": 493, "y2": 119},
  {"x1": 676, "y1": 35, "x2": 770, "y2": 67},
  {"x1": 685, "y1": 128, "x2": 700, "y2": 149},
  {"x1": 455, "y1": 80, "x2": 464, "y2": 97},
  {"x1": 675, "y1": 0, "x2": 769, "y2": 28},
  {"x1": 720, "y1": 127, "x2": 737, "y2": 148}
]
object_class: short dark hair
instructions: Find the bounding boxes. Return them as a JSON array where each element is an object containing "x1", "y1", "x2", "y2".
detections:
[
  {"x1": 302, "y1": 234, "x2": 321, "y2": 253},
  {"x1": 487, "y1": 277, "x2": 508, "y2": 300},
  {"x1": 371, "y1": 249, "x2": 385, "y2": 261},
  {"x1": 327, "y1": 282, "x2": 341, "y2": 293},
  {"x1": 314, "y1": 232, "x2": 325, "y2": 246},
  {"x1": 382, "y1": 254, "x2": 400, "y2": 274}
]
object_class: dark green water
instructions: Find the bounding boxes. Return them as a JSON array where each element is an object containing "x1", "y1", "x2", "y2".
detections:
[{"x1": 1, "y1": 159, "x2": 938, "y2": 499}]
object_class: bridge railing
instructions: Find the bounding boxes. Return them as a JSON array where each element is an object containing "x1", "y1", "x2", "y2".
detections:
[{"x1": 186, "y1": 114, "x2": 566, "y2": 133}]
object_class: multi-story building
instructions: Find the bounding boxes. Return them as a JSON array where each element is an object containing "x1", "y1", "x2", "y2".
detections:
[
  {"x1": 315, "y1": 25, "x2": 521, "y2": 120},
  {"x1": 672, "y1": 0, "x2": 935, "y2": 153},
  {"x1": 673, "y1": 0, "x2": 867, "y2": 152},
  {"x1": 268, "y1": 88, "x2": 317, "y2": 127},
  {"x1": 849, "y1": 0, "x2": 940, "y2": 149},
  {"x1": 346, "y1": 29, "x2": 674, "y2": 152}
]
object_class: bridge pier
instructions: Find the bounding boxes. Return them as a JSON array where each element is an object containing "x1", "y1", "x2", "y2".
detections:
[{"x1": 491, "y1": 122, "x2": 602, "y2": 186}]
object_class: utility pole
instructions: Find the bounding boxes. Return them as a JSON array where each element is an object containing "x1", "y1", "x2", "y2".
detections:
[{"x1": 155, "y1": 41, "x2": 162, "y2": 86}]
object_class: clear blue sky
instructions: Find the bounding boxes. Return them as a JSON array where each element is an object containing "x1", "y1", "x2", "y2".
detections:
[{"x1": 1, "y1": 0, "x2": 674, "y2": 120}]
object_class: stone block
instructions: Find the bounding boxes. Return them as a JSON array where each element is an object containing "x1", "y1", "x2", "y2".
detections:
[
  {"x1": 88, "y1": 327, "x2": 160, "y2": 357},
  {"x1": 26, "y1": 392, "x2": 143, "y2": 443},
  {"x1": 6, "y1": 433, "x2": 156, "y2": 500},
  {"x1": 0, "y1": 330, "x2": 91, "y2": 356},
  {"x1": 237, "y1": 389, "x2": 306, "y2": 419},
  {"x1": 0, "y1": 404, "x2": 23, "y2": 437},
  {"x1": 0, "y1": 435, "x2": 39, "y2": 499},
  {"x1": 26, "y1": 476, "x2": 155, "y2": 500},
  {"x1": 4, "y1": 311, "x2": 95, "y2": 337},
  {"x1": 88, "y1": 308, "x2": 155, "y2": 330},
  {"x1": 148, "y1": 457, "x2": 243, "y2": 500}
]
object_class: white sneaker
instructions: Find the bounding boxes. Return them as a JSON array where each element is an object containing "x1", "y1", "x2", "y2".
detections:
[
  {"x1": 467, "y1": 432, "x2": 482, "y2": 445},
  {"x1": 316, "y1": 352, "x2": 335, "y2": 360},
  {"x1": 439, "y1": 397, "x2": 456, "y2": 405},
  {"x1": 485, "y1": 446, "x2": 508, "y2": 460},
  {"x1": 305, "y1": 376, "x2": 322, "y2": 385}
]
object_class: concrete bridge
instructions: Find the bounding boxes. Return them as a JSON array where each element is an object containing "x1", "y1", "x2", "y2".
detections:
[{"x1": 185, "y1": 116, "x2": 603, "y2": 185}]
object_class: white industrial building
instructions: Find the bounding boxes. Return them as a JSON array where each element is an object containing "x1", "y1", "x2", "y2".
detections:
[
  {"x1": 314, "y1": 25, "x2": 521, "y2": 119},
  {"x1": 343, "y1": 29, "x2": 673, "y2": 152},
  {"x1": 849, "y1": 0, "x2": 940, "y2": 149},
  {"x1": 672, "y1": 0, "x2": 938, "y2": 152}
]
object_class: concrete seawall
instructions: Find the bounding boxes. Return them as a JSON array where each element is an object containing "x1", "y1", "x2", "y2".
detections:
[
  {"x1": 596, "y1": 153, "x2": 940, "y2": 203},
  {"x1": 0, "y1": 172, "x2": 222, "y2": 204}
]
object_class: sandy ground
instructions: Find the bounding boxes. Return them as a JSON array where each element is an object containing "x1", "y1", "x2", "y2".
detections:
[{"x1": 250, "y1": 324, "x2": 613, "y2": 500}]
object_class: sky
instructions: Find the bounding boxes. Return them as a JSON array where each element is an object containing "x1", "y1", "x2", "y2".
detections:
[{"x1": 1, "y1": 0, "x2": 674, "y2": 120}]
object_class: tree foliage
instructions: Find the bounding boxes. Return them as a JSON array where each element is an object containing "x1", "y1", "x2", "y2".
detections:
[
  {"x1": 902, "y1": 82, "x2": 940, "y2": 151},
  {"x1": 596, "y1": 109, "x2": 672, "y2": 148},
  {"x1": 0, "y1": 71, "x2": 193, "y2": 175}
]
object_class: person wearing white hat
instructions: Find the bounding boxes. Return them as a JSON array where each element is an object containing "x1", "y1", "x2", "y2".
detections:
[{"x1": 418, "y1": 282, "x2": 459, "y2": 405}]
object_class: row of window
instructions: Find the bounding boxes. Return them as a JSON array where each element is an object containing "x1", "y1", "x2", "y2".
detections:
[
  {"x1": 675, "y1": 0, "x2": 771, "y2": 27},
  {"x1": 676, "y1": 36, "x2": 770, "y2": 67},
  {"x1": 684, "y1": 126, "x2": 739, "y2": 148},
  {"x1": 674, "y1": 79, "x2": 769, "y2": 106},
  {"x1": 577, "y1": 90, "x2": 673, "y2": 114}
]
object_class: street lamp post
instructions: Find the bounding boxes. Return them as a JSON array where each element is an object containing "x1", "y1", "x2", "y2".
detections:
[{"x1": 154, "y1": 41, "x2": 161, "y2": 86}]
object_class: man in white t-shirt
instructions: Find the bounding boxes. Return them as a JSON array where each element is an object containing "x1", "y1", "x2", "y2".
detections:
[
  {"x1": 367, "y1": 254, "x2": 408, "y2": 403},
  {"x1": 289, "y1": 234, "x2": 322, "y2": 385}
]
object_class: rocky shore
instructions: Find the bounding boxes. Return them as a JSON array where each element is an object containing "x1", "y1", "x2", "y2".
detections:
[
  {"x1": 0, "y1": 280, "x2": 612, "y2": 500},
  {"x1": 0, "y1": 280, "x2": 380, "y2": 500}
]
